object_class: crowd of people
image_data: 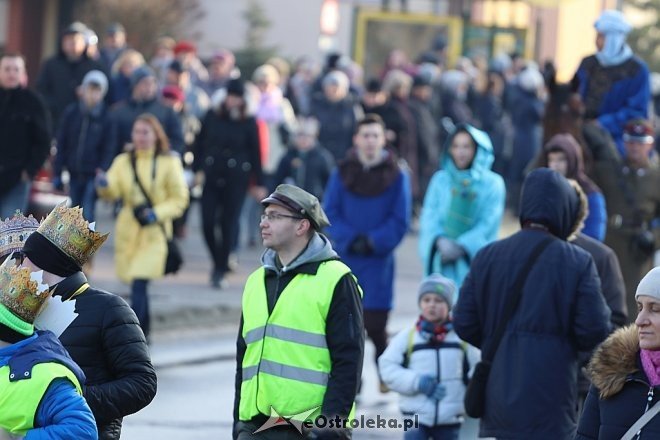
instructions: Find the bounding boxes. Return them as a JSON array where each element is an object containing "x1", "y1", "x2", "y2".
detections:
[{"x1": 1, "y1": 6, "x2": 660, "y2": 440}]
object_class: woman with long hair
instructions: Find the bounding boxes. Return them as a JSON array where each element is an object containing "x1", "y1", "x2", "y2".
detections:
[{"x1": 97, "y1": 113, "x2": 189, "y2": 339}]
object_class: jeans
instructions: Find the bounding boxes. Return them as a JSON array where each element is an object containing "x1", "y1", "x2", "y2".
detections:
[
  {"x1": 69, "y1": 176, "x2": 97, "y2": 222},
  {"x1": 0, "y1": 180, "x2": 31, "y2": 219},
  {"x1": 404, "y1": 424, "x2": 460, "y2": 440},
  {"x1": 131, "y1": 279, "x2": 150, "y2": 338}
]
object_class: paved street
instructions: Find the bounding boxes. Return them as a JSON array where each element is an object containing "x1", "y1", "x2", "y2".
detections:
[{"x1": 86, "y1": 200, "x2": 517, "y2": 439}]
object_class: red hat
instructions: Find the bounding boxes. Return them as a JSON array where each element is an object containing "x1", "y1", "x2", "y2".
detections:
[
  {"x1": 173, "y1": 40, "x2": 196, "y2": 55},
  {"x1": 623, "y1": 119, "x2": 654, "y2": 143},
  {"x1": 162, "y1": 85, "x2": 185, "y2": 103}
]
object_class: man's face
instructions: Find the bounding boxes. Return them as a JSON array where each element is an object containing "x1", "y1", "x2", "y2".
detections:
[
  {"x1": 81, "y1": 84, "x2": 104, "y2": 108},
  {"x1": 294, "y1": 131, "x2": 315, "y2": 151},
  {"x1": 323, "y1": 82, "x2": 346, "y2": 102},
  {"x1": 133, "y1": 76, "x2": 158, "y2": 101},
  {"x1": 166, "y1": 69, "x2": 182, "y2": 86},
  {"x1": 354, "y1": 123, "x2": 386, "y2": 165},
  {"x1": 362, "y1": 91, "x2": 385, "y2": 108},
  {"x1": 412, "y1": 85, "x2": 432, "y2": 101},
  {"x1": 259, "y1": 205, "x2": 305, "y2": 251},
  {"x1": 104, "y1": 32, "x2": 126, "y2": 49},
  {"x1": 596, "y1": 33, "x2": 605, "y2": 52},
  {"x1": 625, "y1": 139, "x2": 654, "y2": 165},
  {"x1": 162, "y1": 96, "x2": 183, "y2": 112},
  {"x1": 0, "y1": 56, "x2": 26, "y2": 89},
  {"x1": 62, "y1": 33, "x2": 86, "y2": 60},
  {"x1": 210, "y1": 58, "x2": 233, "y2": 78}
]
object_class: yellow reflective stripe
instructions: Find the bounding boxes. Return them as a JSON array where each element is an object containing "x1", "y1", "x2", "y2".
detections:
[
  {"x1": 245, "y1": 324, "x2": 327, "y2": 348},
  {"x1": 259, "y1": 359, "x2": 329, "y2": 386}
]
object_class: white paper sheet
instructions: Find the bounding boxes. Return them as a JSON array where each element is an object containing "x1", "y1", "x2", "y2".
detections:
[{"x1": 33, "y1": 296, "x2": 77, "y2": 337}]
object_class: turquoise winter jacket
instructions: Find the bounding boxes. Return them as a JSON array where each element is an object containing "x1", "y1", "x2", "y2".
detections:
[{"x1": 418, "y1": 124, "x2": 505, "y2": 290}]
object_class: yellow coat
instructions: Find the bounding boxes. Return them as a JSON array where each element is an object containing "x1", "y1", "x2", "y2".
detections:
[{"x1": 97, "y1": 148, "x2": 189, "y2": 283}]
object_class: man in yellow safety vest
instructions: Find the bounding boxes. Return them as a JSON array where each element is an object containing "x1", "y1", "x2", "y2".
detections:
[{"x1": 234, "y1": 184, "x2": 364, "y2": 439}]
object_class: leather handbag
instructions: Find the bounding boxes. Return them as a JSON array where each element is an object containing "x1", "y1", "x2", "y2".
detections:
[
  {"x1": 464, "y1": 236, "x2": 554, "y2": 418},
  {"x1": 129, "y1": 152, "x2": 183, "y2": 275}
]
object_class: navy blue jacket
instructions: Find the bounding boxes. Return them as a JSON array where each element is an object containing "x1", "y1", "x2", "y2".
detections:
[
  {"x1": 109, "y1": 97, "x2": 184, "y2": 155},
  {"x1": 454, "y1": 168, "x2": 611, "y2": 440},
  {"x1": 273, "y1": 143, "x2": 334, "y2": 199},
  {"x1": 577, "y1": 326, "x2": 660, "y2": 439},
  {"x1": 310, "y1": 95, "x2": 359, "y2": 161},
  {"x1": 36, "y1": 52, "x2": 107, "y2": 129},
  {"x1": 55, "y1": 102, "x2": 116, "y2": 177},
  {"x1": 573, "y1": 55, "x2": 650, "y2": 155}
]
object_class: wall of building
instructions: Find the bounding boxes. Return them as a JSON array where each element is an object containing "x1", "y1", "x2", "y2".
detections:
[
  {"x1": 196, "y1": 0, "x2": 454, "y2": 63},
  {"x1": 0, "y1": 0, "x2": 8, "y2": 48}
]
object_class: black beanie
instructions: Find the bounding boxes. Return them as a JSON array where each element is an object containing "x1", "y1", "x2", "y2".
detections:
[
  {"x1": 226, "y1": 78, "x2": 245, "y2": 97},
  {"x1": 22, "y1": 232, "x2": 81, "y2": 277}
]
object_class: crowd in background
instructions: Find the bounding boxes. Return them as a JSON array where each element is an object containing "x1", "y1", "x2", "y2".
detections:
[{"x1": 1, "y1": 10, "x2": 660, "y2": 438}]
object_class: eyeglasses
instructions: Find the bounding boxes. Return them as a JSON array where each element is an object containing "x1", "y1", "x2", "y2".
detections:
[{"x1": 260, "y1": 212, "x2": 304, "y2": 222}]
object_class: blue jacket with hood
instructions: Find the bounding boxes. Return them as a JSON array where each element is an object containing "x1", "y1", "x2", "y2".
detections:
[
  {"x1": 0, "y1": 330, "x2": 97, "y2": 439},
  {"x1": 418, "y1": 124, "x2": 505, "y2": 289},
  {"x1": 453, "y1": 168, "x2": 612, "y2": 440}
]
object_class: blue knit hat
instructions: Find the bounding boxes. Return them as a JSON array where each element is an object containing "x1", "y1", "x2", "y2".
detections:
[{"x1": 130, "y1": 66, "x2": 155, "y2": 90}]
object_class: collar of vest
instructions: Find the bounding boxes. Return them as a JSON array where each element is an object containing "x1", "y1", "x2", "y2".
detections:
[
  {"x1": 8, "y1": 331, "x2": 86, "y2": 384},
  {"x1": 264, "y1": 257, "x2": 339, "y2": 278}
]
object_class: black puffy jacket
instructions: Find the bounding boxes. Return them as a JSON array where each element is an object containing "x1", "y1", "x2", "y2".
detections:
[{"x1": 55, "y1": 273, "x2": 157, "y2": 440}]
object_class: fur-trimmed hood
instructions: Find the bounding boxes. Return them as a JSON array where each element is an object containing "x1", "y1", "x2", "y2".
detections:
[{"x1": 588, "y1": 325, "x2": 640, "y2": 399}]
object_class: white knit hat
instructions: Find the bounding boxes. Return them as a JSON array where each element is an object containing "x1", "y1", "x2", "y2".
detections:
[{"x1": 636, "y1": 267, "x2": 660, "y2": 300}]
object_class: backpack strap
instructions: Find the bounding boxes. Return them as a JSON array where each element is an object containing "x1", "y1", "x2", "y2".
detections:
[{"x1": 402, "y1": 326, "x2": 416, "y2": 368}]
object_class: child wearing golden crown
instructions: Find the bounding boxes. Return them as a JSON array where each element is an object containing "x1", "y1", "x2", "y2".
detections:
[
  {"x1": 0, "y1": 213, "x2": 97, "y2": 439},
  {"x1": 20, "y1": 203, "x2": 157, "y2": 440}
]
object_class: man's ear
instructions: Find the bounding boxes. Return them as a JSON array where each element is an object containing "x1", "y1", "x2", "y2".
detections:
[{"x1": 296, "y1": 219, "x2": 312, "y2": 237}]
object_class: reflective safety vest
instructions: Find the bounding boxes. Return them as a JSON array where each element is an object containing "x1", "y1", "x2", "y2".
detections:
[
  {"x1": 0, "y1": 362, "x2": 83, "y2": 435},
  {"x1": 239, "y1": 260, "x2": 359, "y2": 422}
]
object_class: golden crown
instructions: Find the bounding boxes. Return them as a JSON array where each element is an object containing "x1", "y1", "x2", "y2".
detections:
[
  {"x1": 0, "y1": 266, "x2": 51, "y2": 324},
  {"x1": 0, "y1": 211, "x2": 40, "y2": 259},
  {"x1": 37, "y1": 203, "x2": 109, "y2": 267}
]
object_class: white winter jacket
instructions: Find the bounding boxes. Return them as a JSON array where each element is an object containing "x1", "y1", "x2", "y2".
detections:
[{"x1": 378, "y1": 326, "x2": 480, "y2": 427}]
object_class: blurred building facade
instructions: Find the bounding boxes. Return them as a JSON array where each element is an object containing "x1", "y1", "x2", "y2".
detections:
[{"x1": 0, "y1": 0, "x2": 630, "y2": 85}]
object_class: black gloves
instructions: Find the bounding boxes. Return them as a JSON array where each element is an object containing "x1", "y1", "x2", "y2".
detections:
[
  {"x1": 349, "y1": 235, "x2": 374, "y2": 256},
  {"x1": 632, "y1": 230, "x2": 656, "y2": 258},
  {"x1": 133, "y1": 204, "x2": 158, "y2": 226}
]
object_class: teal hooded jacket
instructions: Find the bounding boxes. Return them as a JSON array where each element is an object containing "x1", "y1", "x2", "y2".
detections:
[{"x1": 418, "y1": 124, "x2": 506, "y2": 289}]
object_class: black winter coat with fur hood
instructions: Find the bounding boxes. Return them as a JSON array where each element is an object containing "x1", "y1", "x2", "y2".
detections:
[{"x1": 576, "y1": 326, "x2": 660, "y2": 439}]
